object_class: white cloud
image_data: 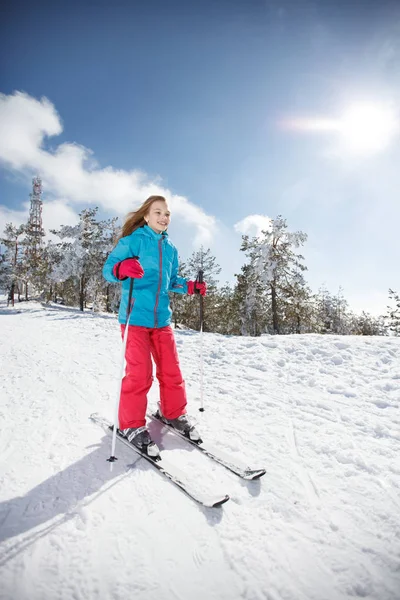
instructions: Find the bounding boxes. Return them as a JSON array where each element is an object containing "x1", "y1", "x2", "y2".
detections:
[
  {"x1": 0, "y1": 91, "x2": 216, "y2": 246},
  {"x1": 0, "y1": 92, "x2": 62, "y2": 169},
  {"x1": 234, "y1": 214, "x2": 272, "y2": 238}
]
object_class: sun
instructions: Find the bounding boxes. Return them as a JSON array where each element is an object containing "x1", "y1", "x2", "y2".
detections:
[
  {"x1": 337, "y1": 102, "x2": 399, "y2": 156},
  {"x1": 281, "y1": 100, "x2": 399, "y2": 157}
]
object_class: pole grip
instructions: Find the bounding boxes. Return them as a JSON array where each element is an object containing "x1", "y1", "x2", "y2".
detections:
[{"x1": 195, "y1": 269, "x2": 204, "y2": 332}]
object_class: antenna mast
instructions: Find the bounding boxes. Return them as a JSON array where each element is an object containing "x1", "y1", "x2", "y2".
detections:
[{"x1": 28, "y1": 176, "x2": 44, "y2": 246}]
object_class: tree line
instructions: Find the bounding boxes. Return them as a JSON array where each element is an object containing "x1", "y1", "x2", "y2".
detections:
[{"x1": 1, "y1": 208, "x2": 399, "y2": 336}]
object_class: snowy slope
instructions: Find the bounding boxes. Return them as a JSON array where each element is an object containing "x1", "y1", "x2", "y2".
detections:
[{"x1": 0, "y1": 299, "x2": 399, "y2": 600}]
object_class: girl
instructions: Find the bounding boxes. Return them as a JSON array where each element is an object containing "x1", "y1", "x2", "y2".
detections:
[{"x1": 103, "y1": 195, "x2": 207, "y2": 457}]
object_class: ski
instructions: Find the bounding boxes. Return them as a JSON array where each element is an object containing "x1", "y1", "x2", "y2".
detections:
[
  {"x1": 90, "y1": 413, "x2": 230, "y2": 509},
  {"x1": 149, "y1": 412, "x2": 266, "y2": 481}
]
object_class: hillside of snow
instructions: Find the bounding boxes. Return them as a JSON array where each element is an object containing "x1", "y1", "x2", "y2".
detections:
[{"x1": 0, "y1": 299, "x2": 399, "y2": 600}]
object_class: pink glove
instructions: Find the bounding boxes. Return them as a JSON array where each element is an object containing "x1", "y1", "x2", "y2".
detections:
[
  {"x1": 113, "y1": 258, "x2": 144, "y2": 280},
  {"x1": 187, "y1": 280, "x2": 207, "y2": 296}
]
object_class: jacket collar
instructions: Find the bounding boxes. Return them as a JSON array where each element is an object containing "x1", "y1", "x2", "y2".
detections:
[{"x1": 142, "y1": 224, "x2": 168, "y2": 240}]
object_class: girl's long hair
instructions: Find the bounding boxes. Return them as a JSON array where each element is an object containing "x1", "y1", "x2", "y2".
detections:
[{"x1": 117, "y1": 195, "x2": 167, "y2": 241}]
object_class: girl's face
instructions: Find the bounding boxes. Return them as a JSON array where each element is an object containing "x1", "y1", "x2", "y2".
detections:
[{"x1": 145, "y1": 200, "x2": 171, "y2": 234}]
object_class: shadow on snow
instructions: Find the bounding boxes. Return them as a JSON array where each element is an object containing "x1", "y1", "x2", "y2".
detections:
[{"x1": 0, "y1": 431, "x2": 224, "y2": 566}]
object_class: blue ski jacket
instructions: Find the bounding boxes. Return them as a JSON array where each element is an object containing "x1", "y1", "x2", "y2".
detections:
[{"x1": 102, "y1": 225, "x2": 188, "y2": 327}]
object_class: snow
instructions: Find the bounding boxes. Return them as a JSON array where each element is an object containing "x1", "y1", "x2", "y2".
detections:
[{"x1": 0, "y1": 299, "x2": 399, "y2": 600}]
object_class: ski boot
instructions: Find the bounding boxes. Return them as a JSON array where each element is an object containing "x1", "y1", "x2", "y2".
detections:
[
  {"x1": 120, "y1": 426, "x2": 160, "y2": 458},
  {"x1": 155, "y1": 410, "x2": 202, "y2": 443}
]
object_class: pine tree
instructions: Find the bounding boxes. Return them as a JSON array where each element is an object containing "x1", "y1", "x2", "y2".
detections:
[
  {"x1": 0, "y1": 223, "x2": 26, "y2": 306},
  {"x1": 212, "y1": 283, "x2": 239, "y2": 335},
  {"x1": 173, "y1": 247, "x2": 221, "y2": 331},
  {"x1": 349, "y1": 311, "x2": 387, "y2": 336},
  {"x1": 313, "y1": 286, "x2": 335, "y2": 333},
  {"x1": 40, "y1": 241, "x2": 64, "y2": 303},
  {"x1": 170, "y1": 257, "x2": 190, "y2": 328},
  {"x1": 240, "y1": 216, "x2": 308, "y2": 334},
  {"x1": 0, "y1": 248, "x2": 11, "y2": 294},
  {"x1": 386, "y1": 289, "x2": 400, "y2": 335},
  {"x1": 282, "y1": 271, "x2": 313, "y2": 333},
  {"x1": 50, "y1": 208, "x2": 115, "y2": 311},
  {"x1": 233, "y1": 264, "x2": 267, "y2": 336},
  {"x1": 312, "y1": 286, "x2": 351, "y2": 334},
  {"x1": 96, "y1": 216, "x2": 119, "y2": 312},
  {"x1": 330, "y1": 287, "x2": 350, "y2": 334},
  {"x1": 21, "y1": 229, "x2": 46, "y2": 300}
]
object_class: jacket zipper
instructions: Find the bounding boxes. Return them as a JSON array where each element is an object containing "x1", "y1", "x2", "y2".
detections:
[{"x1": 154, "y1": 238, "x2": 163, "y2": 327}]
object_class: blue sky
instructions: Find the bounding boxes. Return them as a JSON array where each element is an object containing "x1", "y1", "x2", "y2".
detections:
[{"x1": 1, "y1": 0, "x2": 400, "y2": 315}]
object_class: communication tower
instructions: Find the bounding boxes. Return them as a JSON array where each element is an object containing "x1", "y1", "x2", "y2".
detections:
[{"x1": 27, "y1": 176, "x2": 45, "y2": 249}]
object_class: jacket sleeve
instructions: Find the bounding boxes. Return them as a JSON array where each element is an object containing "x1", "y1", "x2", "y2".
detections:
[
  {"x1": 102, "y1": 236, "x2": 140, "y2": 284},
  {"x1": 168, "y1": 249, "x2": 188, "y2": 294}
]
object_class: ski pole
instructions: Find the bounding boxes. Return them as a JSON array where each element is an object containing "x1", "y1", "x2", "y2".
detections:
[
  {"x1": 195, "y1": 269, "x2": 205, "y2": 412},
  {"x1": 108, "y1": 259, "x2": 138, "y2": 464}
]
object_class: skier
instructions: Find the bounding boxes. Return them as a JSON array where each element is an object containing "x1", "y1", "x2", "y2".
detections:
[{"x1": 103, "y1": 195, "x2": 207, "y2": 457}]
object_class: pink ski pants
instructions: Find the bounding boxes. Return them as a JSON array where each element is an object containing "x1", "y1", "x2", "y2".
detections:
[{"x1": 118, "y1": 325, "x2": 187, "y2": 429}]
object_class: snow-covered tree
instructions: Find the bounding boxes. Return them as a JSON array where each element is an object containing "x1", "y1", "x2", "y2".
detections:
[
  {"x1": 386, "y1": 289, "x2": 400, "y2": 335},
  {"x1": 0, "y1": 248, "x2": 11, "y2": 294},
  {"x1": 40, "y1": 241, "x2": 67, "y2": 303},
  {"x1": 240, "y1": 216, "x2": 308, "y2": 334},
  {"x1": 349, "y1": 311, "x2": 387, "y2": 336},
  {"x1": 330, "y1": 287, "x2": 351, "y2": 334},
  {"x1": 212, "y1": 283, "x2": 239, "y2": 335},
  {"x1": 171, "y1": 247, "x2": 221, "y2": 331},
  {"x1": 170, "y1": 257, "x2": 190, "y2": 328},
  {"x1": 50, "y1": 208, "x2": 116, "y2": 311},
  {"x1": 233, "y1": 263, "x2": 268, "y2": 336},
  {"x1": 312, "y1": 286, "x2": 352, "y2": 334},
  {"x1": 94, "y1": 216, "x2": 119, "y2": 312},
  {"x1": 21, "y1": 222, "x2": 46, "y2": 299},
  {"x1": 0, "y1": 223, "x2": 26, "y2": 306},
  {"x1": 282, "y1": 271, "x2": 313, "y2": 334},
  {"x1": 313, "y1": 286, "x2": 332, "y2": 333}
]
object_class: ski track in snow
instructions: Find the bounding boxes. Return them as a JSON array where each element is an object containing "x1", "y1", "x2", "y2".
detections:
[{"x1": 0, "y1": 299, "x2": 399, "y2": 600}]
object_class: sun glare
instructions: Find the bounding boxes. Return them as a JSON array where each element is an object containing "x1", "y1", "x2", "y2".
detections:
[
  {"x1": 337, "y1": 103, "x2": 399, "y2": 155},
  {"x1": 281, "y1": 100, "x2": 399, "y2": 157}
]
